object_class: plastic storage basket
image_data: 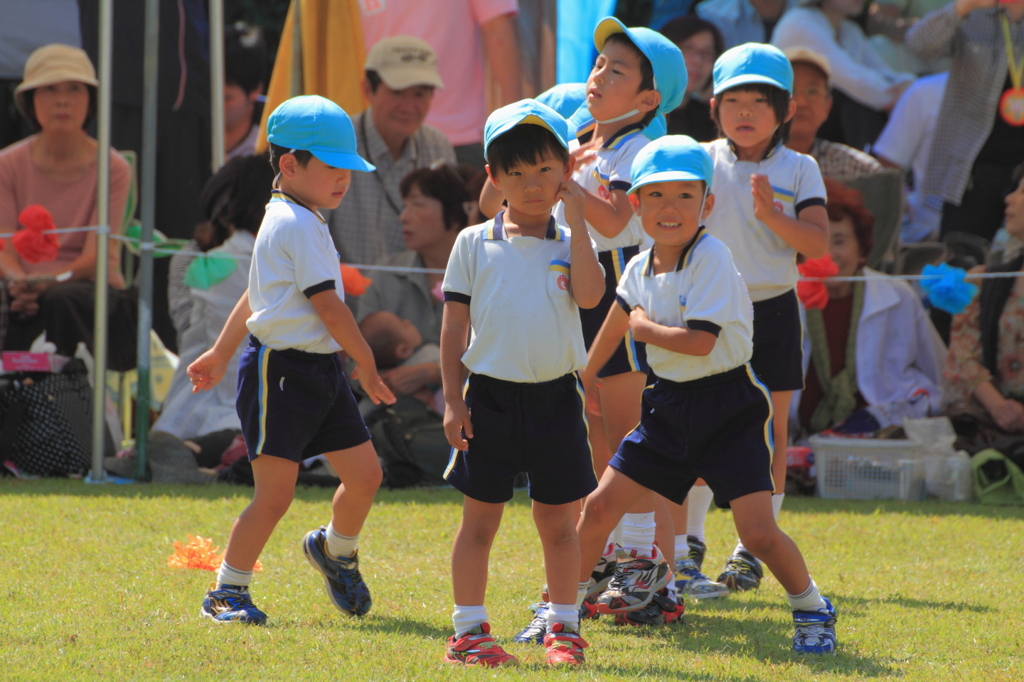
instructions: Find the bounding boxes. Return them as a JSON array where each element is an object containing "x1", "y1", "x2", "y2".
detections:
[{"x1": 809, "y1": 436, "x2": 925, "y2": 500}]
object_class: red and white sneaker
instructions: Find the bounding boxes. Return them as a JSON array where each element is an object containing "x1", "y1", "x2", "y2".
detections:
[
  {"x1": 543, "y1": 623, "x2": 588, "y2": 666},
  {"x1": 597, "y1": 545, "x2": 672, "y2": 613},
  {"x1": 444, "y1": 623, "x2": 519, "y2": 667}
]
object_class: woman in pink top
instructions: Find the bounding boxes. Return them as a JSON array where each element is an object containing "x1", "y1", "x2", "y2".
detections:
[{"x1": 0, "y1": 44, "x2": 136, "y2": 369}]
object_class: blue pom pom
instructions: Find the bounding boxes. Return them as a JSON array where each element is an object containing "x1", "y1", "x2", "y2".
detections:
[{"x1": 920, "y1": 262, "x2": 978, "y2": 315}]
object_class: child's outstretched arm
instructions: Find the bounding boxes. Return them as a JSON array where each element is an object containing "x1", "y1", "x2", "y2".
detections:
[
  {"x1": 629, "y1": 307, "x2": 717, "y2": 356},
  {"x1": 440, "y1": 300, "x2": 473, "y2": 449},
  {"x1": 309, "y1": 290, "x2": 396, "y2": 406},
  {"x1": 559, "y1": 179, "x2": 605, "y2": 309},
  {"x1": 751, "y1": 174, "x2": 829, "y2": 258},
  {"x1": 581, "y1": 185, "x2": 636, "y2": 239},
  {"x1": 579, "y1": 303, "x2": 631, "y2": 416},
  {"x1": 188, "y1": 289, "x2": 252, "y2": 393}
]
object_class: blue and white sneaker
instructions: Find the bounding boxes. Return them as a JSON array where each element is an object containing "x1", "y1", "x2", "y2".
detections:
[
  {"x1": 302, "y1": 526, "x2": 372, "y2": 616},
  {"x1": 792, "y1": 597, "x2": 837, "y2": 655},
  {"x1": 513, "y1": 602, "x2": 549, "y2": 644},
  {"x1": 201, "y1": 584, "x2": 267, "y2": 625}
]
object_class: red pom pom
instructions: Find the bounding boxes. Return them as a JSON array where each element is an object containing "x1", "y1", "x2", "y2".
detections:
[
  {"x1": 797, "y1": 254, "x2": 840, "y2": 310},
  {"x1": 13, "y1": 205, "x2": 60, "y2": 263},
  {"x1": 340, "y1": 264, "x2": 372, "y2": 297},
  {"x1": 18, "y1": 204, "x2": 56, "y2": 233}
]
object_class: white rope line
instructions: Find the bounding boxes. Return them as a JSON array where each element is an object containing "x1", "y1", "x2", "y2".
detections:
[{"x1": 7, "y1": 225, "x2": 1024, "y2": 281}]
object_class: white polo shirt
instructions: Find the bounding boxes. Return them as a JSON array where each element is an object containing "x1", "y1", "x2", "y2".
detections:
[
  {"x1": 247, "y1": 191, "x2": 345, "y2": 354},
  {"x1": 616, "y1": 228, "x2": 754, "y2": 383},
  {"x1": 442, "y1": 212, "x2": 597, "y2": 384},
  {"x1": 554, "y1": 122, "x2": 650, "y2": 253},
  {"x1": 703, "y1": 139, "x2": 826, "y2": 302}
]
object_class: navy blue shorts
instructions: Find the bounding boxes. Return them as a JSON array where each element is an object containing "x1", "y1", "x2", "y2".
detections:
[
  {"x1": 236, "y1": 336, "x2": 370, "y2": 462},
  {"x1": 750, "y1": 289, "x2": 804, "y2": 392},
  {"x1": 579, "y1": 246, "x2": 648, "y2": 378},
  {"x1": 444, "y1": 373, "x2": 598, "y2": 505},
  {"x1": 609, "y1": 364, "x2": 776, "y2": 507}
]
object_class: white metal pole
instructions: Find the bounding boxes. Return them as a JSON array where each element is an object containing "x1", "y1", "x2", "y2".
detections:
[
  {"x1": 210, "y1": 0, "x2": 225, "y2": 171},
  {"x1": 88, "y1": 0, "x2": 113, "y2": 483}
]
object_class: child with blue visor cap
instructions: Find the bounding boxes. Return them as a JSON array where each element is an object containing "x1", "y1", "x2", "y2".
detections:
[
  {"x1": 576, "y1": 134, "x2": 838, "y2": 654},
  {"x1": 688, "y1": 43, "x2": 829, "y2": 599}
]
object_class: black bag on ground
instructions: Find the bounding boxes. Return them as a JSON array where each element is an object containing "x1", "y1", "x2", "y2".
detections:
[
  {"x1": 365, "y1": 396, "x2": 451, "y2": 489},
  {"x1": 0, "y1": 359, "x2": 107, "y2": 477}
]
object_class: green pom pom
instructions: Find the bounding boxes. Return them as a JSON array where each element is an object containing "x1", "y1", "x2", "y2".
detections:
[{"x1": 184, "y1": 254, "x2": 237, "y2": 290}]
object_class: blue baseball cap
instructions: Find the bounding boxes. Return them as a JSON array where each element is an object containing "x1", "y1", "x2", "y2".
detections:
[
  {"x1": 593, "y1": 17, "x2": 687, "y2": 115},
  {"x1": 483, "y1": 99, "x2": 570, "y2": 156},
  {"x1": 536, "y1": 83, "x2": 587, "y2": 120},
  {"x1": 629, "y1": 135, "x2": 714, "y2": 194},
  {"x1": 713, "y1": 43, "x2": 794, "y2": 96},
  {"x1": 266, "y1": 95, "x2": 375, "y2": 172}
]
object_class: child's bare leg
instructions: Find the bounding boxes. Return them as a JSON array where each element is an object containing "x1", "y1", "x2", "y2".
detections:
[
  {"x1": 222, "y1": 454, "x2": 299, "y2": 571},
  {"x1": 322, "y1": 441, "x2": 384, "y2": 538},
  {"x1": 588, "y1": 411, "x2": 613, "y2": 477},
  {"x1": 534, "y1": 501, "x2": 581, "y2": 608},
  {"x1": 451, "y1": 497, "x2": 504, "y2": 606},
  {"x1": 576, "y1": 468, "x2": 650, "y2": 583},
  {"x1": 729, "y1": 491, "x2": 809, "y2": 594},
  {"x1": 770, "y1": 391, "x2": 793, "y2": 494},
  {"x1": 653, "y1": 496, "x2": 675, "y2": 563}
]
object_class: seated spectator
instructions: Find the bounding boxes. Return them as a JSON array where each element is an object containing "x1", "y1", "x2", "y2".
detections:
[
  {"x1": 150, "y1": 154, "x2": 274, "y2": 468},
  {"x1": 873, "y1": 71, "x2": 948, "y2": 242},
  {"x1": 697, "y1": 0, "x2": 795, "y2": 49},
  {"x1": 361, "y1": 310, "x2": 441, "y2": 407},
  {"x1": 355, "y1": 163, "x2": 473, "y2": 397},
  {"x1": 0, "y1": 44, "x2": 136, "y2": 370},
  {"x1": 660, "y1": 15, "x2": 724, "y2": 141},
  {"x1": 907, "y1": 0, "x2": 1024, "y2": 243},
  {"x1": 944, "y1": 164, "x2": 1024, "y2": 435},
  {"x1": 615, "y1": 0, "x2": 703, "y2": 29},
  {"x1": 773, "y1": 0, "x2": 916, "y2": 151},
  {"x1": 223, "y1": 24, "x2": 267, "y2": 161},
  {"x1": 327, "y1": 36, "x2": 455, "y2": 266},
  {"x1": 797, "y1": 178, "x2": 945, "y2": 434},
  {"x1": 783, "y1": 46, "x2": 884, "y2": 177}
]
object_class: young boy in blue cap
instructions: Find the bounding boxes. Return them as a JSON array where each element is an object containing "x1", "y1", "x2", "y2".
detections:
[
  {"x1": 694, "y1": 43, "x2": 829, "y2": 593},
  {"x1": 439, "y1": 99, "x2": 604, "y2": 667},
  {"x1": 187, "y1": 95, "x2": 395, "y2": 626},
  {"x1": 576, "y1": 135, "x2": 837, "y2": 655}
]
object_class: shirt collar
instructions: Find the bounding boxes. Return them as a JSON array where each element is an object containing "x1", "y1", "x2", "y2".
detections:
[
  {"x1": 268, "y1": 188, "x2": 326, "y2": 224},
  {"x1": 486, "y1": 211, "x2": 566, "y2": 241},
  {"x1": 725, "y1": 138, "x2": 784, "y2": 162},
  {"x1": 643, "y1": 226, "x2": 707, "y2": 276},
  {"x1": 576, "y1": 121, "x2": 646, "y2": 149}
]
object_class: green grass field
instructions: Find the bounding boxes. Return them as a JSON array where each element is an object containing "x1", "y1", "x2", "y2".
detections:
[{"x1": 1, "y1": 480, "x2": 1021, "y2": 681}]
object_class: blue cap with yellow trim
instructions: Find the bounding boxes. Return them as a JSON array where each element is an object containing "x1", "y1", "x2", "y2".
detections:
[
  {"x1": 267, "y1": 95, "x2": 375, "y2": 172},
  {"x1": 629, "y1": 135, "x2": 714, "y2": 194},
  {"x1": 483, "y1": 98, "x2": 571, "y2": 156},
  {"x1": 713, "y1": 43, "x2": 794, "y2": 96},
  {"x1": 593, "y1": 17, "x2": 687, "y2": 115}
]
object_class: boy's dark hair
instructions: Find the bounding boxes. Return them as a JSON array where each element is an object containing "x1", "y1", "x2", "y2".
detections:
[
  {"x1": 485, "y1": 124, "x2": 570, "y2": 176},
  {"x1": 400, "y1": 163, "x2": 473, "y2": 231},
  {"x1": 225, "y1": 23, "x2": 267, "y2": 95},
  {"x1": 268, "y1": 143, "x2": 313, "y2": 175},
  {"x1": 196, "y1": 152, "x2": 275, "y2": 249},
  {"x1": 711, "y1": 83, "x2": 792, "y2": 159},
  {"x1": 360, "y1": 312, "x2": 407, "y2": 369},
  {"x1": 22, "y1": 85, "x2": 97, "y2": 132},
  {"x1": 603, "y1": 33, "x2": 657, "y2": 126},
  {"x1": 365, "y1": 70, "x2": 383, "y2": 93}
]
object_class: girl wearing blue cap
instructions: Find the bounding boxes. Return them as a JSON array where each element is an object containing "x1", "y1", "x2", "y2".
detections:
[
  {"x1": 576, "y1": 135, "x2": 837, "y2": 654},
  {"x1": 692, "y1": 43, "x2": 829, "y2": 593},
  {"x1": 187, "y1": 95, "x2": 396, "y2": 626}
]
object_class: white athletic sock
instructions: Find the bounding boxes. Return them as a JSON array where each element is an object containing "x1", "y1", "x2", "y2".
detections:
[
  {"x1": 620, "y1": 512, "x2": 656, "y2": 557},
  {"x1": 546, "y1": 602, "x2": 580, "y2": 631},
  {"x1": 609, "y1": 519, "x2": 624, "y2": 550},
  {"x1": 326, "y1": 522, "x2": 358, "y2": 558},
  {"x1": 686, "y1": 484, "x2": 714, "y2": 542},
  {"x1": 576, "y1": 581, "x2": 590, "y2": 609},
  {"x1": 674, "y1": 534, "x2": 689, "y2": 565},
  {"x1": 216, "y1": 561, "x2": 253, "y2": 589},
  {"x1": 734, "y1": 494, "x2": 785, "y2": 558},
  {"x1": 452, "y1": 604, "x2": 489, "y2": 637},
  {"x1": 787, "y1": 578, "x2": 827, "y2": 612}
]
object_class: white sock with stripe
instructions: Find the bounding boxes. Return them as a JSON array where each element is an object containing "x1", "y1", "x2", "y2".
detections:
[{"x1": 620, "y1": 512, "x2": 656, "y2": 558}]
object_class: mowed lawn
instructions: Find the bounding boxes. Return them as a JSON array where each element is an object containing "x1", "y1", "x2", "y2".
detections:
[{"x1": 0, "y1": 480, "x2": 1021, "y2": 681}]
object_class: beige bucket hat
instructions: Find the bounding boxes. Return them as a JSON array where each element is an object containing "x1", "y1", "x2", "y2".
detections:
[
  {"x1": 14, "y1": 44, "x2": 99, "y2": 118},
  {"x1": 364, "y1": 36, "x2": 444, "y2": 90}
]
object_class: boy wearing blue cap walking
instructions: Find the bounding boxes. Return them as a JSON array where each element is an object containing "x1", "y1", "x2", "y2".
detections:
[
  {"x1": 576, "y1": 135, "x2": 838, "y2": 654},
  {"x1": 187, "y1": 95, "x2": 395, "y2": 626},
  {"x1": 439, "y1": 100, "x2": 604, "y2": 667},
  {"x1": 687, "y1": 43, "x2": 829, "y2": 594}
]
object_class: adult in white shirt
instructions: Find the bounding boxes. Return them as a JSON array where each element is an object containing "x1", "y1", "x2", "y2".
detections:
[
  {"x1": 773, "y1": 0, "x2": 916, "y2": 151},
  {"x1": 697, "y1": 0, "x2": 795, "y2": 50}
]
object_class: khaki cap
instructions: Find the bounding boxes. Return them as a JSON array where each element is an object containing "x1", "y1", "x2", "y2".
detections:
[
  {"x1": 782, "y1": 46, "x2": 832, "y2": 88},
  {"x1": 364, "y1": 36, "x2": 444, "y2": 90},
  {"x1": 14, "y1": 44, "x2": 98, "y2": 117}
]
